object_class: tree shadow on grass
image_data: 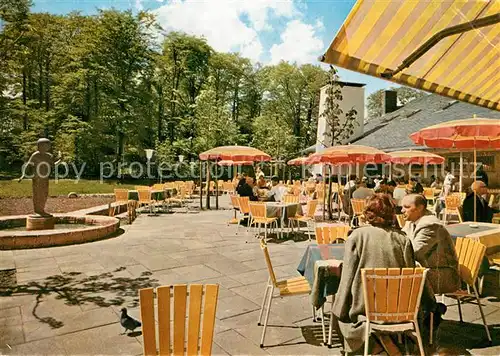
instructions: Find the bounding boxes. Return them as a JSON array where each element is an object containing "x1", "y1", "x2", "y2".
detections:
[{"x1": 0, "y1": 266, "x2": 159, "y2": 329}]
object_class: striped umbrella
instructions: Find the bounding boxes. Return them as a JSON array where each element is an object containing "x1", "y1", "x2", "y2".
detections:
[
  {"x1": 199, "y1": 146, "x2": 271, "y2": 161},
  {"x1": 389, "y1": 150, "x2": 445, "y2": 165}
]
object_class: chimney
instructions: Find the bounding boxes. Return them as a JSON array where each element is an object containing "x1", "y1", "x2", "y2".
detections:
[{"x1": 383, "y1": 90, "x2": 398, "y2": 114}]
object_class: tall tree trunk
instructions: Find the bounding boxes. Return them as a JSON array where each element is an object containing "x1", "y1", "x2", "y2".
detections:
[
  {"x1": 157, "y1": 83, "x2": 164, "y2": 142},
  {"x1": 44, "y1": 57, "x2": 50, "y2": 112},
  {"x1": 232, "y1": 84, "x2": 238, "y2": 121},
  {"x1": 22, "y1": 66, "x2": 28, "y2": 130},
  {"x1": 38, "y1": 56, "x2": 43, "y2": 109}
]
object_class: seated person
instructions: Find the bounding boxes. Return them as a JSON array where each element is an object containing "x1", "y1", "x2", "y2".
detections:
[
  {"x1": 267, "y1": 176, "x2": 287, "y2": 202},
  {"x1": 409, "y1": 177, "x2": 424, "y2": 194},
  {"x1": 235, "y1": 173, "x2": 247, "y2": 192},
  {"x1": 237, "y1": 176, "x2": 258, "y2": 201},
  {"x1": 374, "y1": 178, "x2": 387, "y2": 193},
  {"x1": 463, "y1": 181, "x2": 499, "y2": 222},
  {"x1": 386, "y1": 180, "x2": 397, "y2": 196},
  {"x1": 256, "y1": 176, "x2": 268, "y2": 189},
  {"x1": 392, "y1": 179, "x2": 407, "y2": 213},
  {"x1": 402, "y1": 194, "x2": 458, "y2": 321},
  {"x1": 352, "y1": 178, "x2": 374, "y2": 200},
  {"x1": 430, "y1": 176, "x2": 442, "y2": 190},
  {"x1": 332, "y1": 194, "x2": 416, "y2": 355}
]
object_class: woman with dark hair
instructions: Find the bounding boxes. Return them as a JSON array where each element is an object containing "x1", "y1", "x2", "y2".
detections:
[{"x1": 332, "y1": 194, "x2": 416, "y2": 355}]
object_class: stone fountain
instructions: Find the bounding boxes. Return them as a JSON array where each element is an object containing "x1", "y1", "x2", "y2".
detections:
[{"x1": 0, "y1": 138, "x2": 119, "y2": 249}]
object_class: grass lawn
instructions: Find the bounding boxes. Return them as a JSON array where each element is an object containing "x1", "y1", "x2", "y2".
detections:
[{"x1": 0, "y1": 179, "x2": 136, "y2": 198}]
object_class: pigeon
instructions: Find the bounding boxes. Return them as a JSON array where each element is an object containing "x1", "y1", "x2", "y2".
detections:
[{"x1": 120, "y1": 308, "x2": 141, "y2": 334}]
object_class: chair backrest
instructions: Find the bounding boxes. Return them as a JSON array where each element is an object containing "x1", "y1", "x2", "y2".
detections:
[
  {"x1": 283, "y1": 194, "x2": 299, "y2": 204},
  {"x1": 230, "y1": 195, "x2": 240, "y2": 209},
  {"x1": 423, "y1": 187, "x2": 435, "y2": 199},
  {"x1": 455, "y1": 237, "x2": 486, "y2": 286},
  {"x1": 152, "y1": 184, "x2": 165, "y2": 191},
  {"x1": 140, "y1": 284, "x2": 219, "y2": 356},
  {"x1": 451, "y1": 192, "x2": 466, "y2": 203},
  {"x1": 137, "y1": 189, "x2": 152, "y2": 202},
  {"x1": 445, "y1": 195, "x2": 462, "y2": 209},
  {"x1": 396, "y1": 214, "x2": 407, "y2": 229},
  {"x1": 260, "y1": 240, "x2": 277, "y2": 287},
  {"x1": 305, "y1": 199, "x2": 318, "y2": 218},
  {"x1": 249, "y1": 203, "x2": 266, "y2": 219},
  {"x1": 315, "y1": 225, "x2": 350, "y2": 244},
  {"x1": 237, "y1": 196, "x2": 250, "y2": 214},
  {"x1": 351, "y1": 199, "x2": 366, "y2": 216},
  {"x1": 361, "y1": 268, "x2": 427, "y2": 323},
  {"x1": 114, "y1": 189, "x2": 129, "y2": 202}
]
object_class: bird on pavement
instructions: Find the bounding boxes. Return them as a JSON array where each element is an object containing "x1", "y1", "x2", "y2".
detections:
[{"x1": 120, "y1": 308, "x2": 141, "y2": 335}]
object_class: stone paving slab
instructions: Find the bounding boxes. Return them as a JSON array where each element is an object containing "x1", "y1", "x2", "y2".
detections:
[{"x1": 1, "y1": 195, "x2": 499, "y2": 355}]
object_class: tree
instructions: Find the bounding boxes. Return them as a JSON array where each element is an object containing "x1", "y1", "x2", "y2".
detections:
[
  {"x1": 367, "y1": 86, "x2": 426, "y2": 118},
  {"x1": 321, "y1": 66, "x2": 358, "y2": 219}
]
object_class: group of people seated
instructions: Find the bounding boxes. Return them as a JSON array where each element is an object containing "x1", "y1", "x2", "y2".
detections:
[
  {"x1": 342, "y1": 169, "x2": 498, "y2": 224},
  {"x1": 234, "y1": 172, "x2": 288, "y2": 202},
  {"x1": 334, "y1": 193, "x2": 458, "y2": 354}
]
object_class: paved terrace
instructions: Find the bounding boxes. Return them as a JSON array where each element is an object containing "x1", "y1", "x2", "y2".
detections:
[{"x1": 1, "y1": 196, "x2": 499, "y2": 355}]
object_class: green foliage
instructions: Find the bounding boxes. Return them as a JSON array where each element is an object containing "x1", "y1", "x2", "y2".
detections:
[
  {"x1": 0, "y1": 4, "x2": 346, "y2": 177},
  {"x1": 367, "y1": 86, "x2": 426, "y2": 118},
  {"x1": 322, "y1": 66, "x2": 358, "y2": 146}
]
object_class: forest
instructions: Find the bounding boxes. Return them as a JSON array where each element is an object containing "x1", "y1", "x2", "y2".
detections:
[{"x1": 0, "y1": 0, "x2": 334, "y2": 177}]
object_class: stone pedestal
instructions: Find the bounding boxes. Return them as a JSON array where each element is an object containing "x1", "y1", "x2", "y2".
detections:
[{"x1": 26, "y1": 216, "x2": 55, "y2": 231}]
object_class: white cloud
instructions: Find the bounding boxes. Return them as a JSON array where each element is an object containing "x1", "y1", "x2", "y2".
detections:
[
  {"x1": 269, "y1": 19, "x2": 324, "y2": 64},
  {"x1": 135, "y1": 0, "x2": 144, "y2": 11},
  {"x1": 154, "y1": 0, "x2": 297, "y2": 62}
]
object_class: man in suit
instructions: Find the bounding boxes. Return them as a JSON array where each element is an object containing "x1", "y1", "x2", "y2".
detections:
[
  {"x1": 463, "y1": 181, "x2": 497, "y2": 223},
  {"x1": 402, "y1": 194, "x2": 460, "y2": 325}
]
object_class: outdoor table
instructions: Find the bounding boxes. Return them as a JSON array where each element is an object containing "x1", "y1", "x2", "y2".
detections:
[
  {"x1": 446, "y1": 222, "x2": 500, "y2": 276},
  {"x1": 128, "y1": 189, "x2": 166, "y2": 201},
  {"x1": 265, "y1": 202, "x2": 300, "y2": 238},
  {"x1": 297, "y1": 244, "x2": 345, "y2": 308}
]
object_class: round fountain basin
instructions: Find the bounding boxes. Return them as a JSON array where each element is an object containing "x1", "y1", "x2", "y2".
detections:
[{"x1": 0, "y1": 215, "x2": 120, "y2": 249}]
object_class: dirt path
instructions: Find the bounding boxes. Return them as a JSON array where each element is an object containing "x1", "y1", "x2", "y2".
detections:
[{"x1": 0, "y1": 197, "x2": 114, "y2": 216}]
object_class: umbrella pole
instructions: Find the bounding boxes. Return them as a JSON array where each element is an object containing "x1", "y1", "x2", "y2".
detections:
[
  {"x1": 215, "y1": 161, "x2": 219, "y2": 210},
  {"x1": 206, "y1": 161, "x2": 211, "y2": 210},
  {"x1": 199, "y1": 160, "x2": 203, "y2": 209},
  {"x1": 459, "y1": 152, "x2": 463, "y2": 192},
  {"x1": 474, "y1": 148, "x2": 477, "y2": 222},
  {"x1": 322, "y1": 165, "x2": 326, "y2": 221}
]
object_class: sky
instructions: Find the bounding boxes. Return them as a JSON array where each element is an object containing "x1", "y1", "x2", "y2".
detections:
[{"x1": 32, "y1": 0, "x2": 394, "y2": 98}]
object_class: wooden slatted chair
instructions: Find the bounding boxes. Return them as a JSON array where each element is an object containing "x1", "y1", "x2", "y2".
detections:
[
  {"x1": 442, "y1": 195, "x2": 463, "y2": 224},
  {"x1": 283, "y1": 194, "x2": 299, "y2": 204},
  {"x1": 434, "y1": 238, "x2": 491, "y2": 344},
  {"x1": 236, "y1": 196, "x2": 251, "y2": 235},
  {"x1": 423, "y1": 187, "x2": 436, "y2": 206},
  {"x1": 140, "y1": 284, "x2": 219, "y2": 356},
  {"x1": 361, "y1": 268, "x2": 428, "y2": 356},
  {"x1": 315, "y1": 225, "x2": 350, "y2": 244},
  {"x1": 228, "y1": 194, "x2": 240, "y2": 225},
  {"x1": 350, "y1": 199, "x2": 366, "y2": 227},
  {"x1": 137, "y1": 189, "x2": 154, "y2": 214},
  {"x1": 288, "y1": 199, "x2": 318, "y2": 240},
  {"x1": 112, "y1": 189, "x2": 129, "y2": 216},
  {"x1": 249, "y1": 203, "x2": 278, "y2": 240},
  {"x1": 152, "y1": 183, "x2": 165, "y2": 191},
  {"x1": 396, "y1": 214, "x2": 407, "y2": 229},
  {"x1": 168, "y1": 186, "x2": 188, "y2": 208},
  {"x1": 258, "y1": 240, "x2": 312, "y2": 348}
]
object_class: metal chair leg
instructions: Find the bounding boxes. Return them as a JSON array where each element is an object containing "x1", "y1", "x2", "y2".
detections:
[
  {"x1": 457, "y1": 297, "x2": 463, "y2": 322},
  {"x1": 413, "y1": 320, "x2": 426, "y2": 356},
  {"x1": 258, "y1": 282, "x2": 271, "y2": 326},
  {"x1": 429, "y1": 312, "x2": 434, "y2": 345},
  {"x1": 321, "y1": 306, "x2": 326, "y2": 344},
  {"x1": 260, "y1": 286, "x2": 274, "y2": 348},
  {"x1": 474, "y1": 285, "x2": 492, "y2": 343}
]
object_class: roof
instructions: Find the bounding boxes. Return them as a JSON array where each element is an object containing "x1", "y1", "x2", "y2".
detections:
[
  {"x1": 320, "y1": 81, "x2": 366, "y2": 90},
  {"x1": 321, "y1": 0, "x2": 500, "y2": 111},
  {"x1": 351, "y1": 94, "x2": 500, "y2": 151}
]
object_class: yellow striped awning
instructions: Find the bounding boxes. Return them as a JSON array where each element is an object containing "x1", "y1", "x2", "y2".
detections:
[{"x1": 321, "y1": 0, "x2": 500, "y2": 111}]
